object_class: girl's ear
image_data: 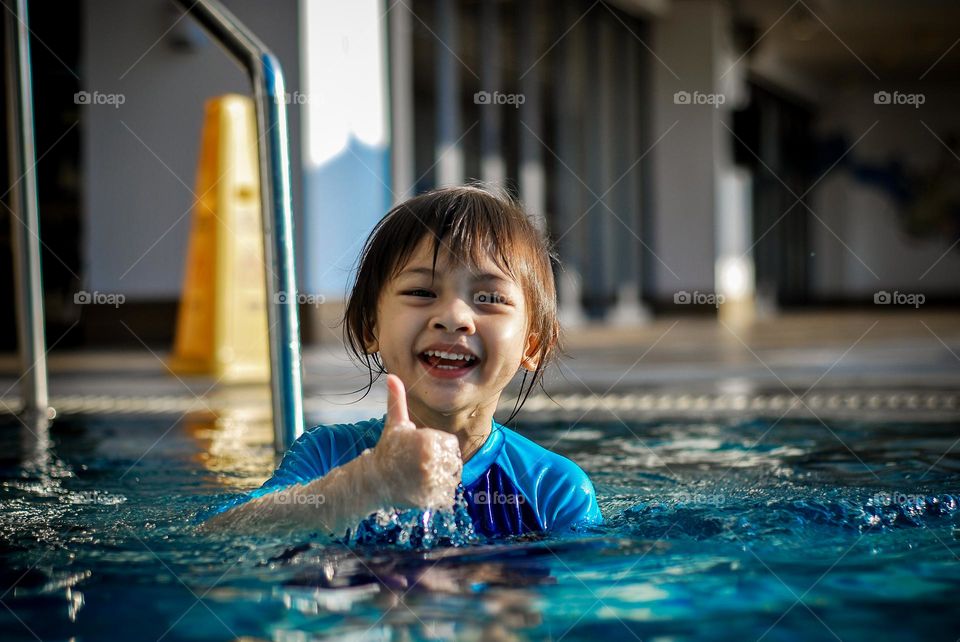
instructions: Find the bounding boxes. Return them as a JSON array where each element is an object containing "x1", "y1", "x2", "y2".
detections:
[
  {"x1": 521, "y1": 333, "x2": 541, "y2": 372},
  {"x1": 364, "y1": 322, "x2": 379, "y2": 354}
]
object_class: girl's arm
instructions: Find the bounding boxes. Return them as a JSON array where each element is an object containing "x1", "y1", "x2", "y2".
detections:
[
  {"x1": 200, "y1": 375, "x2": 462, "y2": 536},
  {"x1": 199, "y1": 447, "x2": 386, "y2": 535}
]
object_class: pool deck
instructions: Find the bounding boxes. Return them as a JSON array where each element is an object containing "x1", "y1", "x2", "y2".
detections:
[{"x1": 1, "y1": 310, "x2": 958, "y2": 424}]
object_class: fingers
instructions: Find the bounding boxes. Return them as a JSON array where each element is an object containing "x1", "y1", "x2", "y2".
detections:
[{"x1": 385, "y1": 374, "x2": 414, "y2": 430}]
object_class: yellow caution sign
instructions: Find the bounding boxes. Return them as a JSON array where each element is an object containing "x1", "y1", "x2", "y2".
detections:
[{"x1": 169, "y1": 94, "x2": 269, "y2": 382}]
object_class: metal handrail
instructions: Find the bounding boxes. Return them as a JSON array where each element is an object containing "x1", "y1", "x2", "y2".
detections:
[
  {"x1": 172, "y1": 0, "x2": 304, "y2": 452},
  {"x1": 5, "y1": 0, "x2": 49, "y2": 421}
]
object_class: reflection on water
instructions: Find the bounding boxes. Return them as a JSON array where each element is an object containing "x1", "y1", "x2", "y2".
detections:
[
  {"x1": 267, "y1": 542, "x2": 554, "y2": 640},
  {"x1": 185, "y1": 412, "x2": 275, "y2": 491},
  {"x1": 0, "y1": 412, "x2": 958, "y2": 641}
]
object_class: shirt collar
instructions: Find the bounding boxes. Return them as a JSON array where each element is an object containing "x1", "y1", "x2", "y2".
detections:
[{"x1": 461, "y1": 418, "x2": 505, "y2": 486}]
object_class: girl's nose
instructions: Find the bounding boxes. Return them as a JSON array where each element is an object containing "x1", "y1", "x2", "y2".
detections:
[{"x1": 431, "y1": 297, "x2": 476, "y2": 334}]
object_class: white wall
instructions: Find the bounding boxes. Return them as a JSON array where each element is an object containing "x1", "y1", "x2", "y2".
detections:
[
  {"x1": 81, "y1": 0, "x2": 302, "y2": 300},
  {"x1": 812, "y1": 82, "x2": 960, "y2": 298}
]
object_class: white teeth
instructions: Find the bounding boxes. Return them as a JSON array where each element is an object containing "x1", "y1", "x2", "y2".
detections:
[{"x1": 423, "y1": 350, "x2": 477, "y2": 362}]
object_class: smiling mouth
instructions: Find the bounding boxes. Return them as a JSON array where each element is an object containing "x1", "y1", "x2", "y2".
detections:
[{"x1": 417, "y1": 350, "x2": 481, "y2": 372}]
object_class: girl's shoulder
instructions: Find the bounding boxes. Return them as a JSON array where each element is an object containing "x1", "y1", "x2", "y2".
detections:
[
  {"x1": 272, "y1": 415, "x2": 387, "y2": 484},
  {"x1": 496, "y1": 423, "x2": 591, "y2": 486},
  {"x1": 492, "y1": 422, "x2": 602, "y2": 530},
  {"x1": 301, "y1": 414, "x2": 386, "y2": 442},
  {"x1": 296, "y1": 414, "x2": 387, "y2": 457}
]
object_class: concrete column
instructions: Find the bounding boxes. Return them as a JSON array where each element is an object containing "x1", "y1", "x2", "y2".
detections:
[
  {"x1": 651, "y1": 0, "x2": 755, "y2": 321},
  {"x1": 479, "y1": 0, "x2": 505, "y2": 187},
  {"x1": 714, "y1": 2, "x2": 756, "y2": 326},
  {"x1": 553, "y1": 0, "x2": 587, "y2": 327},
  {"x1": 585, "y1": 10, "x2": 617, "y2": 316},
  {"x1": 389, "y1": 0, "x2": 415, "y2": 202},
  {"x1": 715, "y1": 168, "x2": 756, "y2": 325},
  {"x1": 518, "y1": 0, "x2": 546, "y2": 232},
  {"x1": 608, "y1": 15, "x2": 652, "y2": 325},
  {"x1": 435, "y1": 0, "x2": 463, "y2": 186}
]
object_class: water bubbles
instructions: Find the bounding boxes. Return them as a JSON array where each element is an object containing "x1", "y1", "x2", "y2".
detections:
[{"x1": 346, "y1": 486, "x2": 478, "y2": 550}]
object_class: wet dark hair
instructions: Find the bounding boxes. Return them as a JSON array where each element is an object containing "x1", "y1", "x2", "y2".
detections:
[{"x1": 341, "y1": 184, "x2": 564, "y2": 425}]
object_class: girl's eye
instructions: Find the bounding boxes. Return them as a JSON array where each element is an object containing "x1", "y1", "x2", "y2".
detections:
[
  {"x1": 400, "y1": 288, "x2": 513, "y2": 305},
  {"x1": 404, "y1": 288, "x2": 435, "y2": 298}
]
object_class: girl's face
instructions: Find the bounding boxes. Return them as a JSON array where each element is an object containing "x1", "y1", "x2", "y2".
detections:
[{"x1": 368, "y1": 236, "x2": 540, "y2": 422}]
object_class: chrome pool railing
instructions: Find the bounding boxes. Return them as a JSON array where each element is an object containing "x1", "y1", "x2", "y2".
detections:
[
  {"x1": 5, "y1": 0, "x2": 49, "y2": 421},
  {"x1": 171, "y1": 0, "x2": 305, "y2": 452}
]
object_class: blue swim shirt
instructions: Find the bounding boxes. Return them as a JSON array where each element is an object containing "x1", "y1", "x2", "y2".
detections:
[{"x1": 206, "y1": 415, "x2": 602, "y2": 538}]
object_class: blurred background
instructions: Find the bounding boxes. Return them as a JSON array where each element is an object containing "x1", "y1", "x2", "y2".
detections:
[
  {"x1": 1, "y1": 0, "x2": 958, "y2": 421},
  {"x1": 2, "y1": 5, "x2": 958, "y2": 639}
]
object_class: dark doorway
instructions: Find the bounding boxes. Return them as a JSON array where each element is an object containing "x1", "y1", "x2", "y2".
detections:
[{"x1": 1, "y1": 0, "x2": 83, "y2": 351}]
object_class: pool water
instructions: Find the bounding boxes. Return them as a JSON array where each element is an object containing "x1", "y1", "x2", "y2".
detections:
[{"x1": 1, "y1": 412, "x2": 958, "y2": 641}]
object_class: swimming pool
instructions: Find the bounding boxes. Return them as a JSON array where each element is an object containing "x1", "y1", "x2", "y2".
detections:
[{"x1": 1, "y1": 410, "x2": 958, "y2": 641}]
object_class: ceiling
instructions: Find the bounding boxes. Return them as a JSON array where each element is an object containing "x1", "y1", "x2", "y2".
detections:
[{"x1": 732, "y1": 0, "x2": 960, "y2": 83}]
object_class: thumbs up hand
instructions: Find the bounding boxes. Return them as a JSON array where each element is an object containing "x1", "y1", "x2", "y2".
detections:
[{"x1": 369, "y1": 374, "x2": 463, "y2": 510}]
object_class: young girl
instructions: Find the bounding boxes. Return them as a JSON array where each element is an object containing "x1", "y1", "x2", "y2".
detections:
[{"x1": 202, "y1": 185, "x2": 601, "y2": 538}]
